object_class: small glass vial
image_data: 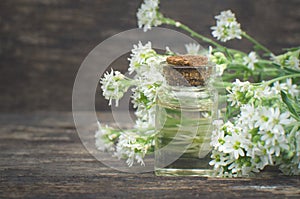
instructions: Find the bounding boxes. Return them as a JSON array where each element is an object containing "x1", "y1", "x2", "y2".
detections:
[{"x1": 155, "y1": 57, "x2": 218, "y2": 176}]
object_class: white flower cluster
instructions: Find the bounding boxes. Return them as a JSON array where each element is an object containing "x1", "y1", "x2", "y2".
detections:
[
  {"x1": 210, "y1": 80, "x2": 299, "y2": 177},
  {"x1": 95, "y1": 122, "x2": 119, "y2": 152},
  {"x1": 100, "y1": 69, "x2": 132, "y2": 107},
  {"x1": 95, "y1": 122, "x2": 155, "y2": 167},
  {"x1": 128, "y1": 41, "x2": 165, "y2": 78},
  {"x1": 273, "y1": 49, "x2": 300, "y2": 70},
  {"x1": 211, "y1": 10, "x2": 242, "y2": 42},
  {"x1": 129, "y1": 41, "x2": 166, "y2": 129},
  {"x1": 137, "y1": 0, "x2": 163, "y2": 32},
  {"x1": 96, "y1": 2, "x2": 300, "y2": 176},
  {"x1": 227, "y1": 79, "x2": 298, "y2": 108},
  {"x1": 97, "y1": 41, "x2": 167, "y2": 166},
  {"x1": 114, "y1": 130, "x2": 155, "y2": 167},
  {"x1": 132, "y1": 82, "x2": 159, "y2": 129}
]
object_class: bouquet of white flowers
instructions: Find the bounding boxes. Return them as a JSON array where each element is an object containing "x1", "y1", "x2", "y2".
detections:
[{"x1": 95, "y1": 0, "x2": 300, "y2": 177}]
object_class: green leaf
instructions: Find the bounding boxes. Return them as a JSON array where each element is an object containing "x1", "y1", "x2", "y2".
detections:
[
  {"x1": 224, "y1": 48, "x2": 233, "y2": 61},
  {"x1": 282, "y1": 46, "x2": 300, "y2": 52},
  {"x1": 283, "y1": 66, "x2": 300, "y2": 74},
  {"x1": 281, "y1": 91, "x2": 300, "y2": 119},
  {"x1": 272, "y1": 62, "x2": 282, "y2": 69}
]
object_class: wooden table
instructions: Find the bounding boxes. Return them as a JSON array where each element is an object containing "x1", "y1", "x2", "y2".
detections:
[{"x1": 0, "y1": 112, "x2": 299, "y2": 198}]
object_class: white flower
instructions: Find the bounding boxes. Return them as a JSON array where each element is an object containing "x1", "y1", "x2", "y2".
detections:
[
  {"x1": 210, "y1": 127, "x2": 225, "y2": 149},
  {"x1": 254, "y1": 107, "x2": 292, "y2": 157},
  {"x1": 133, "y1": 103, "x2": 156, "y2": 129},
  {"x1": 128, "y1": 41, "x2": 155, "y2": 74},
  {"x1": 128, "y1": 41, "x2": 166, "y2": 80},
  {"x1": 285, "y1": 78, "x2": 299, "y2": 97},
  {"x1": 131, "y1": 77, "x2": 161, "y2": 129},
  {"x1": 227, "y1": 162, "x2": 242, "y2": 176},
  {"x1": 227, "y1": 79, "x2": 252, "y2": 106},
  {"x1": 267, "y1": 136, "x2": 289, "y2": 157},
  {"x1": 185, "y1": 43, "x2": 201, "y2": 55},
  {"x1": 211, "y1": 23, "x2": 242, "y2": 42},
  {"x1": 131, "y1": 79, "x2": 160, "y2": 108},
  {"x1": 253, "y1": 85, "x2": 273, "y2": 100},
  {"x1": 100, "y1": 69, "x2": 131, "y2": 106},
  {"x1": 211, "y1": 10, "x2": 242, "y2": 42},
  {"x1": 209, "y1": 150, "x2": 229, "y2": 169},
  {"x1": 220, "y1": 131, "x2": 248, "y2": 160},
  {"x1": 243, "y1": 51, "x2": 258, "y2": 70},
  {"x1": 214, "y1": 10, "x2": 236, "y2": 26},
  {"x1": 238, "y1": 104, "x2": 256, "y2": 129},
  {"x1": 260, "y1": 131, "x2": 277, "y2": 148},
  {"x1": 286, "y1": 55, "x2": 299, "y2": 69},
  {"x1": 95, "y1": 121, "x2": 116, "y2": 152},
  {"x1": 250, "y1": 144, "x2": 270, "y2": 170},
  {"x1": 254, "y1": 107, "x2": 271, "y2": 131},
  {"x1": 267, "y1": 108, "x2": 293, "y2": 134},
  {"x1": 233, "y1": 79, "x2": 251, "y2": 92},
  {"x1": 143, "y1": 56, "x2": 166, "y2": 81},
  {"x1": 137, "y1": 0, "x2": 163, "y2": 32},
  {"x1": 271, "y1": 81, "x2": 286, "y2": 95}
]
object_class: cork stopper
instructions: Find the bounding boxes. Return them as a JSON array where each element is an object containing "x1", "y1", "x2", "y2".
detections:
[
  {"x1": 163, "y1": 55, "x2": 213, "y2": 87},
  {"x1": 166, "y1": 55, "x2": 208, "y2": 66}
]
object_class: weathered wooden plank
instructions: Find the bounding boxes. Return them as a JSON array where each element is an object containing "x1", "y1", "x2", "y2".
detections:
[
  {"x1": 0, "y1": 113, "x2": 299, "y2": 198},
  {"x1": 1, "y1": 0, "x2": 300, "y2": 112}
]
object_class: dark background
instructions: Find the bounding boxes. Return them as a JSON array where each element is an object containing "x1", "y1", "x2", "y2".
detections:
[{"x1": 1, "y1": 0, "x2": 299, "y2": 112}]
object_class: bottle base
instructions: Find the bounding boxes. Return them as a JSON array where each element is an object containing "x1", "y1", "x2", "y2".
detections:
[{"x1": 155, "y1": 167, "x2": 214, "y2": 177}]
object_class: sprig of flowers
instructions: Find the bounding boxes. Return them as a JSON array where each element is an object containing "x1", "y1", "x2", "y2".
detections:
[
  {"x1": 136, "y1": 1, "x2": 272, "y2": 56},
  {"x1": 100, "y1": 69, "x2": 132, "y2": 106},
  {"x1": 272, "y1": 48, "x2": 300, "y2": 70},
  {"x1": 95, "y1": 122, "x2": 120, "y2": 152},
  {"x1": 137, "y1": 0, "x2": 163, "y2": 32},
  {"x1": 210, "y1": 80, "x2": 299, "y2": 177},
  {"x1": 211, "y1": 10, "x2": 242, "y2": 42},
  {"x1": 95, "y1": 121, "x2": 155, "y2": 167},
  {"x1": 95, "y1": 1, "x2": 300, "y2": 176},
  {"x1": 97, "y1": 41, "x2": 168, "y2": 166},
  {"x1": 135, "y1": 2, "x2": 294, "y2": 82},
  {"x1": 114, "y1": 130, "x2": 155, "y2": 167}
]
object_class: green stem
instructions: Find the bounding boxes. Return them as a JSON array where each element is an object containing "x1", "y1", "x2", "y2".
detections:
[
  {"x1": 242, "y1": 32, "x2": 272, "y2": 55},
  {"x1": 179, "y1": 24, "x2": 224, "y2": 50},
  {"x1": 213, "y1": 81, "x2": 233, "y2": 88},
  {"x1": 162, "y1": 17, "x2": 248, "y2": 57},
  {"x1": 264, "y1": 73, "x2": 300, "y2": 85},
  {"x1": 161, "y1": 17, "x2": 225, "y2": 50},
  {"x1": 257, "y1": 59, "x2": 276, "y2": 65}
]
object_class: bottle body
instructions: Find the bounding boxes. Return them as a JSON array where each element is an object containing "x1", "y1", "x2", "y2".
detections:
[{"x1": 155, "y1": 85, "x2": 218, "y2": 176}]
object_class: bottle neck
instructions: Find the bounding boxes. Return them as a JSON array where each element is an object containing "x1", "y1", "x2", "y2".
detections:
[{"x1": 162, "y1": 63, "x2": 216, "y2": 88}]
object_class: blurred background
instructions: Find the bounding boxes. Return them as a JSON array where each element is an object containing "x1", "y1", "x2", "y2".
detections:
[{"x1": 1, "y1": 0, "x2": 299, "y2": 112}]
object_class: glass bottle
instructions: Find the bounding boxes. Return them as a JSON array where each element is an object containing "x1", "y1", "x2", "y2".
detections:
[{"x1": 155, "y1": 59, "x2": 218, "y2": 176}]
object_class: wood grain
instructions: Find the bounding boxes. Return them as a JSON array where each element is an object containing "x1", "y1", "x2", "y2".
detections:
[
  {"x1": 0, "y1": 113, "x2": 299, "y2": 198},
  {"x1": 0, "y1": 0, "x2": 300, "y2": 112}
]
